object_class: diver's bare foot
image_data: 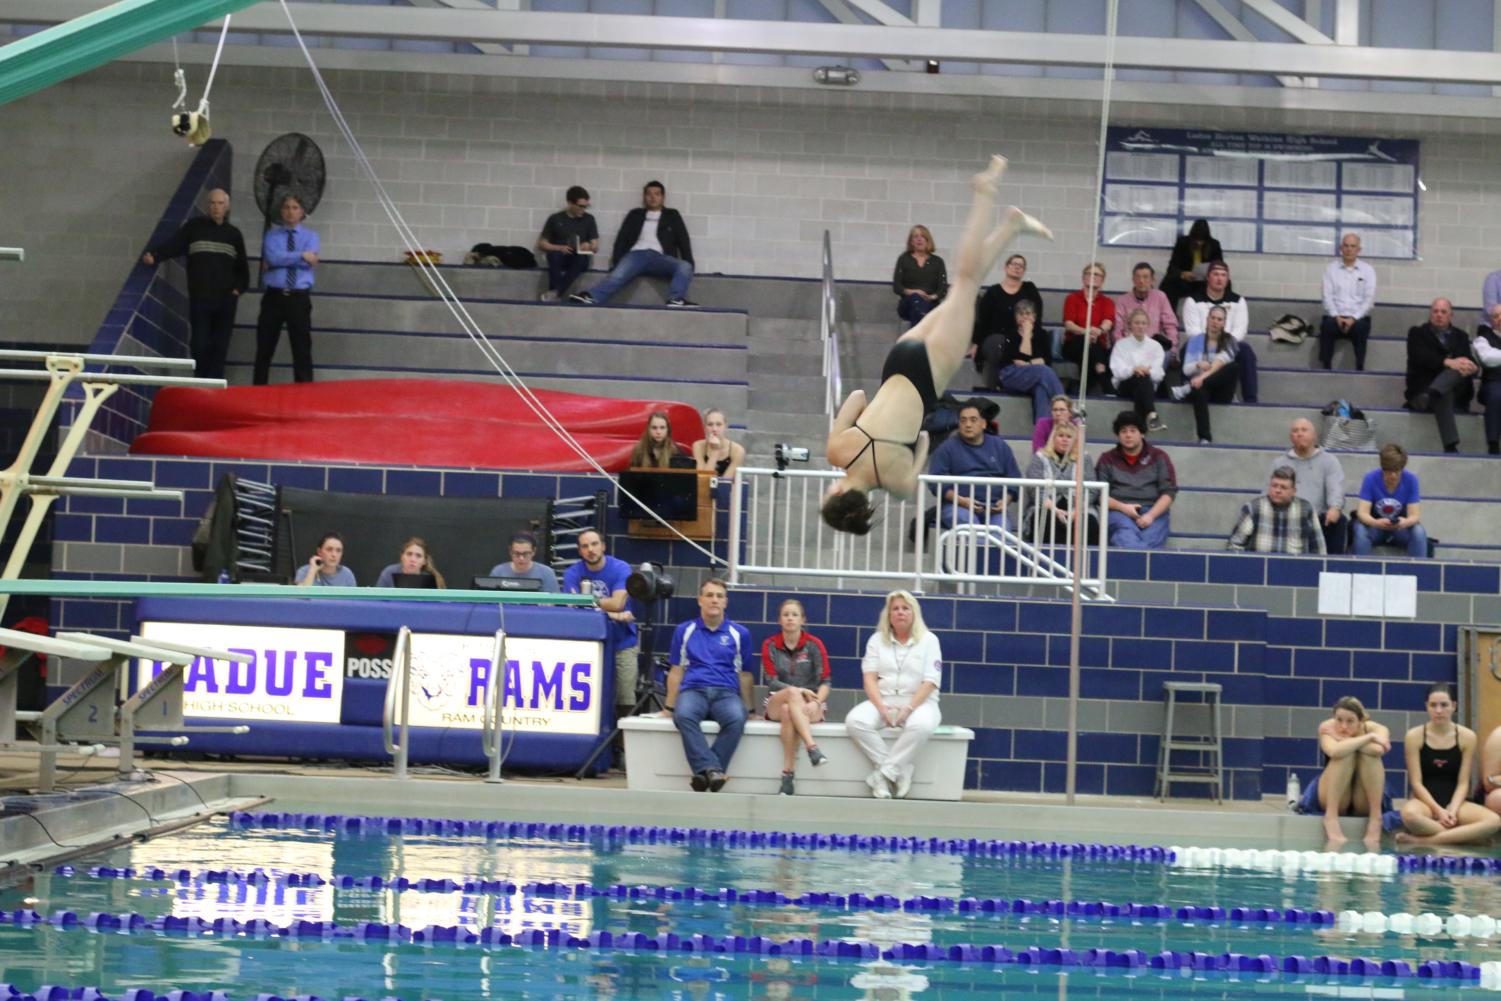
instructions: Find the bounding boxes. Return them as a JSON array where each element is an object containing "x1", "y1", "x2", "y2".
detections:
[
  {"x1": 1394, "y1": 831, "x2": 1426, "y2": 846},
  {"x1": 1322, "y1": 816, "x2": 1346, "y2": 845},
  {"x1": 1009, "y1": 206, "x2": 1053, "y2": 241},
  {"x1": 973, "y1": 155, "x2": 1007, "y2": 195},
  {"x1": 1362, "y1": 821, "x2": 1382, "y2": 849}
]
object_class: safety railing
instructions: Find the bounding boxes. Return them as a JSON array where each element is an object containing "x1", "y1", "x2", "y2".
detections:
[
  {"x1": 820, "y1": 230, "x2": 842, "y2": 421},
  {"x1": 381, "y1": 625, "x2": 414, "y2": 780},
  {"x1": 727, "y1": 466, "x2": 1111, "y2": 599}
]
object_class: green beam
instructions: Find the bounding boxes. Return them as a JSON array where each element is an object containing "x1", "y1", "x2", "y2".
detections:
[{"x1": 0, "y1": 0, "x2": 263, "y2": 108}]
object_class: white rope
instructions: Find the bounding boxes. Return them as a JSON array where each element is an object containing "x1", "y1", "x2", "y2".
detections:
[
  {"x1": 170, "y1": 37, "x2": 187, "y2": 110},
  {"x1": 1073, "y1": 0, "x2": 1120, "y2": 421},
  {"x1": 274, "y1": 1, "x2": 723, "y2": 564},
  {"x1": 195, "y1": 17, "x2": 233, "y2": 120}
]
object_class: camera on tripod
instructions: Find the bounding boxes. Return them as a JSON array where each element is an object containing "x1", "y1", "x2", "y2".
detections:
[{"x1": 774, "y1": 442, "x2": 810, "y2": 472}]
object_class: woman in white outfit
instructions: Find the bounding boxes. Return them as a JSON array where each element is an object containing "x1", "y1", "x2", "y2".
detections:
[{"x1": 845, "y1": 590, "x2": 942, "y2": 799}]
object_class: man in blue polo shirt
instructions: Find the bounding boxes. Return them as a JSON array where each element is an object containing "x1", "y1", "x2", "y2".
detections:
[
  {"x1": 664, "y1": 577, "x2": 752, "y2": 792},
  {"x1": 562, "y1": 529, "x2": 638, "y2": 722}
]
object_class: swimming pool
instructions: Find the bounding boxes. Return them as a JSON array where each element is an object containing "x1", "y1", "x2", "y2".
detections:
[{"x1": 2, "y1": 812, "x2": 1498, "y2": 1000}]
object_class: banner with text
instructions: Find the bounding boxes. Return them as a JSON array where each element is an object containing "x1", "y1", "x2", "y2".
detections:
[{"x1": 1101, "y1": 126, "x2": 1420, "y2": 260}]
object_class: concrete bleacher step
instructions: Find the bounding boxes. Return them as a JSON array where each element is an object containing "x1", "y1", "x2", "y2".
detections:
[
  {"x1": 238, "y1": 291, "x2": 750, "y2": 346},
  {"x1": 223, "y1": 363, "x2": 749, "y2": 413},
  {"x1": 1249, "y1": 329, "x2": 1408, "y2": 372},
  {"x1": 1251, "y1": 367, "x2": 1406, "y2": 408},
  {"x1": 226, "y1": 326, "x2": 746, "y2": 383},
  {"x1": 1165, "y1": 487, "x2": 1493, "y2": 545}
]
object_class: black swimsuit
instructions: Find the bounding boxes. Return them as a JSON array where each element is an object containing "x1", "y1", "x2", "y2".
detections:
[
  {"x1": 1420, "y1": 724, "x2": 1462, "y2": 808},
  {"x1": 881, "y1": 338, "x2": 940, "y2": 416}
]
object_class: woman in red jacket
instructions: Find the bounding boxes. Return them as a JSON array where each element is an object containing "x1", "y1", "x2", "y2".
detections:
[{"x1": 761, "y1": 598, "x2": 832, "y2": 795}]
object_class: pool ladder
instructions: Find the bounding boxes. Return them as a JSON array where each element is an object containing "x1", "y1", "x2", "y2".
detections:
[{"x1": 1154, "y1": 682, "x2": 1223, "y2": 803}]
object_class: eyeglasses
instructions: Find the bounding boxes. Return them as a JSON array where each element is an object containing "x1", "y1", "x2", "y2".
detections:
[{"x1": 511, "y1": 549, "x2": 534, "y2": 559}]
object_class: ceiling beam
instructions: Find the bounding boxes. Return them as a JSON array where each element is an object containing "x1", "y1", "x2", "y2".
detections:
[
  {"x1": 1238, "y1": 0, "x2": 1332, "y2": 45},
  {"x1": 1192, "y1": 0, "x2": 1305, "y2": 87},
  {"x1": 5, "y1": 2, "x2": 1501, "y2": 86}
]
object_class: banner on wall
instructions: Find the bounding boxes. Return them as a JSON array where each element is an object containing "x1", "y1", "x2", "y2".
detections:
[
  {"x1": 136, "y1": 622, "x2": 603, "y2": 735},
  {"x1": 136, "y1": 622, "x2": 346, "y2": 723},
  {"x1": 1101, "y1": 126, "x2": 1421, "y2": 260}
]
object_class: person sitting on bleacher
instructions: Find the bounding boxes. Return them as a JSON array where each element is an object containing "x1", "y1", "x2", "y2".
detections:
[
  {"x1": 1169, "y1": 305, "x2": 1239, "y2": 444},
  {"x1": 1227, "y1": 466, "x2": 1326, "y2": 555},
  {"x1": 1095, "y1": 410, "x2": 1177, "y2": 550},
  {"x1": 845, "y1": 590, "x2": 943, "y2": 800},
  {"x1": 1352, "y1": 443, "x2": 1429, "y2": 558},
  {"x1": 663, "y1": 578, "x2": 753, "y2": 793},
  {"x1": 488, "y1": 531, "x2": 560, "y2": 592},
  {"x1": 629, "y1": 410, "x2": 691, "y2": 469},
  {"x1": 691, "y1": 407, "x2": 746, "y2": 479},
  {"x1": 569, "y1": 180, "x2": 696, "y2": 308},
  {"x1": 1112, "y1": 262, "x2": 1179, "y2": 352},
  {"x1": 375, "y1": 536, "x2": 448, "y2": 588},
  {"x1": 1272, "y1": 418, "x2": 1348, "y2": 554},
  {"x1": 981, "y1": 300, "x2": 1064, "y2": 419},
  {"x1": 1405, "y1": 298, "x2": 1477, "y2": 455},
  {"x1": 927, "y1": 399, "x2": 1020, "y2": 529},
  {"x1": 761, "y1": 598, "x2": 832, "y2": 796},
  {"x1": 1476, "y1": 304, "x2": 1501, "y2": 456},
  {"x1": 295, "y1": 532, "x2": 356, "y2": 587},
  {"x1": 1180, "y1": 260, "x2": 1258, "y2": 403},
  {"x1": 1109, "y1": 308, "x2": 1167, "y2": 434},
  {"x1": 1060, "y1": 262, "x2": 1115, "y2": 395},
  {"x1": 1319, "y1": 234, "x2": 1377, "y2": 371}
]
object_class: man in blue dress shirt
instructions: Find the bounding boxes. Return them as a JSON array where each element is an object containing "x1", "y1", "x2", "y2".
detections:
[
  {"x1": 664, "y1": 578, "x2": 752, "y2": 792},
  {"x1": 254, "y1": 193, "x2": 320, "y2": 384}
]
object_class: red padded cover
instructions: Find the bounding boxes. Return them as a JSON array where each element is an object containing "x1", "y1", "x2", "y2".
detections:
[{"x1": 131, "y1": 380, "x2": 702, "y2": 472}]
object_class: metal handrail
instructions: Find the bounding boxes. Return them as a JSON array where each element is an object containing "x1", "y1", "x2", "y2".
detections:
[
  {"x1": 381, "y1": 625, "x2": 413, "y2": 780},
  {"x1": 820, "y1": 230, "x2": 842, "y2": 421},
  {"x1": 481, "y1": 628, "x2": 507, "y2": 784}
]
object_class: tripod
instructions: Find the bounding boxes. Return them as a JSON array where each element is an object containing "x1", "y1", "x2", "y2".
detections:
[{"x1": 575, "y1": 610, "x2": 665, "y2": 779}]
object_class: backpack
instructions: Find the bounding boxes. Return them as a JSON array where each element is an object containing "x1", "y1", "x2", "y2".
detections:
[
  {"x1": 1319, "y1": 400, "x2": 1377, "y2": 451},
  {"x1": 1268, "y1": 314, "x2": 1310, "y2": 344},
  {"x1": 466, "y1": 243, "x2": 537, "y2": 269}
]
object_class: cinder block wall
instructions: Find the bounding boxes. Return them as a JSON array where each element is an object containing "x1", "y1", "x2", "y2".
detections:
[{"x1": 5, "y1": 61, "x2": 1501, "y2": 347}]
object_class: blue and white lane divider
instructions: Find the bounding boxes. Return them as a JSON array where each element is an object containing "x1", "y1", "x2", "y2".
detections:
[
  {"x1": 230, "y1": 812, "x2": 1494, "y2": 876},
  {"x1": 228, "y1": 812, "x2": 1176, "y2": 864},
  {"x1": 1, "y1": 907, "x2": 1495, "y2": 987},
  {"x1": 55, "y1": 866, "x2": 1495, "y2": 939}
]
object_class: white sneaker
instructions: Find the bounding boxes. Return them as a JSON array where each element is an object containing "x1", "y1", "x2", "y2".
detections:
[
  {"x1": 1170, "y1": 384, "x2": 1190, "y2": 401},
  {"x1": 865, "y1": 770, "x2": 893, "y2": 799},
  {"x1": 893, "y1": 770, "x2": 913, "y2": 799},
  {"x1": 539, "y1": 290, "x2": 559, "y2": 302}
]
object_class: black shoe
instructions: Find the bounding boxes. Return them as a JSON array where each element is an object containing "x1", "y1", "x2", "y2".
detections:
[
  {"x1": 1489, "y1": 440, "x2": 1500, "y2": 455},
  {"x1": 567, "y1": 291, "x2": 594, "y2": 304},
  {"x1": 807, "y1": 746, "x2": 828, "y2": 767},
  {"x1": 779, "y1": 772, "x2": 795, "y2": 796},
  {"x1": 666, "y1": 297, "x2": 698, "y2": 308},
  {"x1": 690, "y1": 771, "x2": 710, "y2": 792},
  {"x1": 706, "y1": 770, "x2": 727, "y2": 792},
  {"x1": 1444, "y1": 442, "x2": 1460, "y2": 454},
  {"x1": 1409, "y1": 392, "x2": 1430, "y2": 412}
]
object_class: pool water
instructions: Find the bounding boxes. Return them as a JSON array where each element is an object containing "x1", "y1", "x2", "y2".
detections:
[{"x1": 2, "y1": 816, "x2": 1498, "y2": 1000}]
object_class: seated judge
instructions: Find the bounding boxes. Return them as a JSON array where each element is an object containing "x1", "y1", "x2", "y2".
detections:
[
  {"x1": 374, "y1": 536, "x2": 448, "y2": 588},
  {"x1": 488, "y1": 531, "x2": 560, "y2": 591}
]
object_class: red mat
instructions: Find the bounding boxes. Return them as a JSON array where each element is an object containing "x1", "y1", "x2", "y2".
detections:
[{"x1": 132, "y1": 379, "x2": 701, "y2": 472}]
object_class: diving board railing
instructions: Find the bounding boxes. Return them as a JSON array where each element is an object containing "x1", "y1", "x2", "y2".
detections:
[
  {"x1": 0, "y1": 625, "x2": 251, "y2": 792},
  {"x1": 382, "y1": 625, "x2": 414, "y2": 781},
  {"x1": 820, "y1": 230, "x2": 842, "y2": 421},
  {"x1": 728, "y1": 467, "x2": 1112, "y2": 600},
  {"x1": 0, "y1": 349, "x2": 230, "y2": 619}
]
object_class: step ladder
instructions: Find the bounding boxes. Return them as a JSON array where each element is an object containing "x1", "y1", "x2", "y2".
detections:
[{"x1": 1154, "y1": 681, "x2": 1223, "y2": 802}]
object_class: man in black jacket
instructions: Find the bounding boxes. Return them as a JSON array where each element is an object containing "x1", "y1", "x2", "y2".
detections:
[
  {"x1": 1405, "y1": 297, "x2": 1477, "y2": 453},
  {"x1": 569, "y1": 180, "x2": 697, "y2": 307},
  {"x1": 141, "y1": 188, "x2": 250, "y2": 379}
]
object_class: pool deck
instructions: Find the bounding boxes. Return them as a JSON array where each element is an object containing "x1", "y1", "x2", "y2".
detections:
[{"x1": 0, "y1": 750, "x2": 1405, "y2": 866}]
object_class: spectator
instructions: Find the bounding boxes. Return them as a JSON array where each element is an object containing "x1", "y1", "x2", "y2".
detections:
[
  {"x1": 1353, "y1": 443, "x2": 1428, "y2": 558},
  {"x1": 294, "y1": 532, "x2": 354, "y2": 587},
  {"x1": 1405, "y1": 297, "x2": 1477, "y2": 454},
  {"x1": 972, "y1": 253, "x2": 1044, "y2": 375},
  {"x1": 1112, "y1": 261, "x2": 1179, "y2": 351},
  {"x1": 1482, "y1": 723, "x2": 1501, "y2": 819},
  {"x1": 1307, "y1": 695, "x2": 1390, "y2": 848},
  {"x1": 1396, "y1": 684, "x2": 1500, "y2": 846},
  {"x1": 691, "y1": 407, "x2": 746, "y2": 478},
  {"x1": 1022, "y1": 421, "x2": 1098, "y2": 547},
  {"x1": 892, "y1": 225, "x2": 947, "y2": 328},
  {"x1": 1271, "y1": 418, "x2": 1348, "y2": 554},
  {"x1": 488, "y1": 531, "x2": 560, "y2": 592},
  {"x1": 1030, "y1": 393, "x2": 1074, "y2": 454},
  {"x1": 845, "y1": 590, "x2": 942, "y2": 800},
  {"x1": 562, "y1": 529, "x2": 638, "y2": 724},
  {"x1": 1227, "y1": 466, "x2": 1326, "y2": 555},
  {"x1": 927, "y1": 399, "x2": 1021, "y2": 528},
  {"x1": 664, "y1": 578, "x2": 753, "y2": 792},
  {"x1": 1109, "y1": 308, "x2": 1167, "y2": 433},
  {"x1": 628, "y1": 410, "x2": 682, "y2": 469},
  {"x1": 254, "y1": 193, "x2": 320, "y2": 385},
  {"x1": 1096, "y1": 410, "x2": 1177, "y2": 550},
  {"x1": 141, "y1": 188, "x2": 249, "y2": 379},
  {"x1": 983, "y1": 300, "x2": 1064, "y2": 419},
  {"x1": 1159, "y1": 218, "x2": 1223, "y2": 309},
  {"x1": 1180, "y1": 260, "x2": 1258, "y2": 403},
  {"x1": 375, "y1": 536, "x2": 448, "y2": 588},
  {"x1": 536, "y1": 184, "x2": 599, "y2": 302},
  {"x1": 1169, "y1": 304, "x2": 1238, "y2": 443},
  {"x1": 1319, "y1": 233, "x2": 1377, "y2": 371},
  {"x1": 1061, "y1": 262, "x2": 1115, "y2": 394},
  {"x1": 1477, "y1": 304, "x2": 1501, "y2": 455},
  {"x1": 760, "y1": 598, "x2": 832, "y2": 796},
  {"x1": 570, "y1": 180, "x2": 695, "y2": 307}
]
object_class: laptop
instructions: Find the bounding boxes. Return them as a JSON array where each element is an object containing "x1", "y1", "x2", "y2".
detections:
[
  {"x1": 471, "y1": 575, "x2": 544, "y2": 592},
  {"x1": 391, "y1": 572, "x2": 438, "y2": 589}
]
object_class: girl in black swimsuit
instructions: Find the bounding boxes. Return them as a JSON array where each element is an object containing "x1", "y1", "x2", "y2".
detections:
[
  {"x1": 1397, "y1": 683, "x2": 1499, "y2": 846},
  {"x1": 823, "y1": 156, "x2": 1051, "y2": 535}
]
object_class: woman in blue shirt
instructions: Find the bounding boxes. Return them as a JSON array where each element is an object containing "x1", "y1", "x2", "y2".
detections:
[{"x1": 294, "y1": 532, "x2": 356, "y2": 587}]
